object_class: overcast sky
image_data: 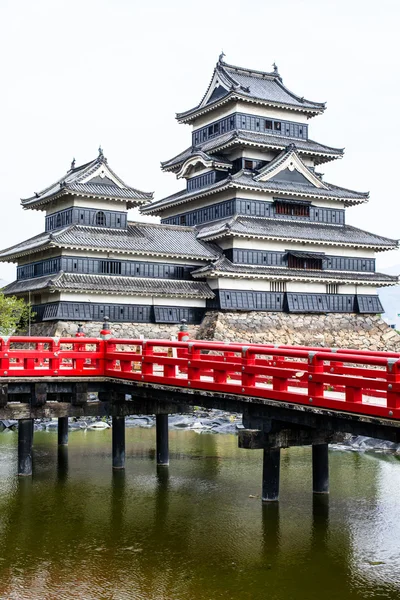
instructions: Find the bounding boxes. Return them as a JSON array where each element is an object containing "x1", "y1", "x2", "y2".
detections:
[{"x1": 0, "y1": 0, "x2": 399, "y2": 283}]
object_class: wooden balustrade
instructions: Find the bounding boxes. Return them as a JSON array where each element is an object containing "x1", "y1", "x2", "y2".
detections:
[{"x1": 0, "y1": 336, "x2": 399, "y2": 419}]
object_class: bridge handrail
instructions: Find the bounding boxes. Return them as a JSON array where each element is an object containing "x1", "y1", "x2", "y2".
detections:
[{"x1": 0, "y1": 336, "x2": 399, "y2": 421}]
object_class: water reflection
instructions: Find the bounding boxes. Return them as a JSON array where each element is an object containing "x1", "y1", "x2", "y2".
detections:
[{"x1": 0, "y1": 430, "x2": 398, "y2": 599}]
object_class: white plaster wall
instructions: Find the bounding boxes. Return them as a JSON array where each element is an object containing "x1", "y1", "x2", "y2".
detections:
[
  {"x1": 46, "y1": 197, "x2": 128, "y2": 215},
  {"x1": 286, "y1": 281, "x2": 329, "y2": 293},
  {"x1": 58, "y1": 291, "x2": 206, "y2": 307}
]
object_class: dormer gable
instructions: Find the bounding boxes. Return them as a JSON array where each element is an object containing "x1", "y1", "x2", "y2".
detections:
[
  {"x1": 177, "y1": 150, "x2": 231, "y2": 179},
  {"x1": 21, "y1": 149, "x2": 154, "y2": 211},
  {"x1": 254, "y1": 145, "x2": 327, "y2": 189}
]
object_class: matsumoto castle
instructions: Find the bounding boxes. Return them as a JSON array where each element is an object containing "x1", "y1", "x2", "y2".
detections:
[{"x1": 1, "y1": 56, "x2": 398, "y2": 328}]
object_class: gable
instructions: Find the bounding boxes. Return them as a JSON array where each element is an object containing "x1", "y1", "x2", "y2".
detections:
[
  {"x1": 206, "y1": 85, "x2": 230, "y2": 105},
  {"x1": 87, "y1": 175, "x2": 118, "y2": 186},
  {"x1": 270, "y1": 168, "x2": 314, "y2": 186}
]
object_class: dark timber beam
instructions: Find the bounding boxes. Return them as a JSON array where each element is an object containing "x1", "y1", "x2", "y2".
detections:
[
  {"x1": 312, "y1": 444, "x2": 329, "y2": 494},
  {"x1": 18, "y1": 419, "x2": 34, "y2": 476},
  {"x1": 112, "y1": 416, "x2": 125, "y2": 469},
  {"x1": 262, "y1": 448, "x2": 281, "y2": 502},
  {"x1": 238, "y1": 428, "x2": 339, "y2": 450},
  {"x1": 156, "y1": 414, "x2": 169, "y2": 466},
  {"x1": 58, "y1": 416, "x2": 69, "y2": 446}
]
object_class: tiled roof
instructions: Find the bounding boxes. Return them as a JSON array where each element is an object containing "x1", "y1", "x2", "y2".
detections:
[
  {"x1": 195, "y1": 216, "x2": 399, "y2": 250},
  {"x1": 177, "y1": 59, "x2": 325, "y2": 122},
  {"x1": 142, "y1": 169, "x2": 369, "y2": 215},
  {"x1": 191, "y1": 256, "x2": 398, "y2": 285},
  {"x1": 21, "y1": 152, "x2": 153, "y2": 210},
  {"x1": 2, "y1": 272, "x2": 215, "y2": 299},
  {"x1": 161, "y1": 131, "x2": 343, "y2": 172},
  {"x1": 0, "y1": 222, "x2": 220, "y2": 261}
]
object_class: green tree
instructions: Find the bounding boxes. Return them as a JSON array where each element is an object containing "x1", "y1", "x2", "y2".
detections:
[{"x1": 0, "y1": 293, "x2": 34, "y2": 335}]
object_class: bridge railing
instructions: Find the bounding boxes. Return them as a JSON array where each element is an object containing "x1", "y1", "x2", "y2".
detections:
[
  {"x1": 0, "y1": 337, "x2": 104, "y2": 377},
  {"x1": 103, "y1": 338, "x2": 400, "y2": 420},
  {"x1": 1, "y1": 335, "x2": 400, "y2": 420}
]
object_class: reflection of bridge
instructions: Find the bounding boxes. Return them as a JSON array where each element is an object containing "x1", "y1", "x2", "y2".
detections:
[{"x1": 1, "y1": 327, "x2": 399, "y2": 501}]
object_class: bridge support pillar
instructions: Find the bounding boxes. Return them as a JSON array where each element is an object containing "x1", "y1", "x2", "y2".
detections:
[
  {"x1": 58, "y1": 416, "x2": 69, "y2": 446},
  {"x1": 312, "y1": 443, "x2": 329, "y2": 494},
  {"x1": 156, "y1": 414, "x2": 169, "y2": 466},
  {"x1": 112, "y1": 416, "x2": 125, "y2": 469},
  {"x1": 18, "y1": 419, "x2": 33, "y2": 476},
  {"x1": 262, "y1": 448, "x2": 280, "y2": 502}
]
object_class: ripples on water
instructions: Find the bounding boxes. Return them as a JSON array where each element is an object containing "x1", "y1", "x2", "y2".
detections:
[{"x1": 0, "y1": 428, "x2": 399, "y2": 599}]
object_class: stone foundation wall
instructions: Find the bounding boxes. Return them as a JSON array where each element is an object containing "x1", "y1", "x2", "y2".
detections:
[
  {"x1": 26, "y1": 321, "x2": 200, "y2": 340},
  {"x1": 25, "y1": 312, "x2": 400, "y2": 351},
  {"x1": 197, "y1": 312, "x2": 400, "y2": 351}
]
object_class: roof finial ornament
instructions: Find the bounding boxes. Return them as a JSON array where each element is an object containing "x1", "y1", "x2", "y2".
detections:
[
  {"x1": 70, "y1": 158, "x2": 76, "y2": 170},
  {"x1": 219, "y1": 50, "x2": 226, "y2": 63},
  {"x1": 273, "y1": 62, "x2": 278, "y2": 74},
  {"x1": 98, "y1": 145, "x2": 103, "y2": 157}
]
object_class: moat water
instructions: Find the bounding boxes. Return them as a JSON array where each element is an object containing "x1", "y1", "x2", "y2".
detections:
[{"x1": 0, "y1": 428, "x2": 399, "y2": 600}]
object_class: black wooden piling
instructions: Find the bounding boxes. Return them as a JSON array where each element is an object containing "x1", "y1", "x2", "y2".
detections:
[
  {"x1": 18, "y1": 419, "x2": 33, "y2": 476},
  {"x1": 156, "y1": 414, "x2": 169, "y2": 466},
  {"x1": 262, "y1": 448, "x2": 280, "y2": 502},
  {"x1": 112, "y1": 416, "x2": 125, "y2": 469},
  {"x1": 312, "y1": 443, "x2": 329, "y2": 494},
  {"x1": 58, "y1": 416, "x2": 69, "y2": 446}
]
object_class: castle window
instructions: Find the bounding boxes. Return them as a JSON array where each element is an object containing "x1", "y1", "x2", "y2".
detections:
[
  {"x1": 327, "y1": 284, "x2": 338, "y2": 294},
  {"x1": 274, "y1": 122, "x2": 282, "y2": 131},
  {"x1": 101, "y1": 261, "x2": 122, "y2": 275},
  {"x1": 95, "y1": 211, "x2": 106, "y2": 226},
  {"x1": 265, "y1": 120, "x2": 273, "y2": 130},
  {"x1": 287, "y1": 252, "x2": 323, "y2": 271},
  {"x1": 275, "y1": 201, "x2": 310, "y2": 217},
  {"x1": 56, "y1": 213, "x2": 61, "y2": 227},
  {"x1": 271, "y1": 281, "x2": 286, "y2": 292},
  {"x1": 244, "y1": 160, "x2": 253, "y2": 170},
  {"x1": 180, "y1": 215, "x2": 186, "y2": 225}
]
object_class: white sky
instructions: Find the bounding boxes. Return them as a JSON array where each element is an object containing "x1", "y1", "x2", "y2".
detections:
[{"x1": 0, "y1": 0, "x2": 399, "y2": 283}]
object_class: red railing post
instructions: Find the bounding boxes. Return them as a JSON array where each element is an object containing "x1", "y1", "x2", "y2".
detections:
[
  {"x1": 187, "y1": 343, "x2": 201, "y2": 383},
  {"x1": 0, "y1": 337, "x2": 10, "y2": 376},
  {"x1": 272, "y1": 355, "x2": 288, "y2": 392},
  {"x1": 142, "y1": 342, "x2": 154, "y2": 377},
  {"x1": 387, "y1": 359, "x2": 400, "y2": 414},
  {"x1": 51, "y1": 337, "x2": 60, "y2": 376},
  {"x1": 242, "y1": 346, "x2": 256, "y2": 389},
  {"x1": 308, "y1": 352, "x2": 324, "y2": 401}
]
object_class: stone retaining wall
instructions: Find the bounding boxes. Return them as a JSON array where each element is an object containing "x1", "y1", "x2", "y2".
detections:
[
  {"x1": 26, "y1": 321, "x2": 200, "y2": 340},
  {"x1": 25, "y1": 312, "x2": 400, "y2": 351},
  {"x1": 197, "y1": 312, "x2": 400, "y2": 351}
]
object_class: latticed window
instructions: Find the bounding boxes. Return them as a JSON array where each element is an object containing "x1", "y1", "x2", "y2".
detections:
[
  {"x1": 95, "y1": 211, "x2": 106, "y2": 226},
  {"x1": 326, "y1": 284, "x2": 339, "y2": 294},
  {"x1": 270, "y1": 281, "x2": 287, "y2": 292},
  {"x1": 275, "y1": 201, "x2": 310, "y2": 217}
]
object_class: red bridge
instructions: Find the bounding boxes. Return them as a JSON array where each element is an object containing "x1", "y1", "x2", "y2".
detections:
[{"x1": 1, "y1": 330, "x2": 400, "y2": 501}]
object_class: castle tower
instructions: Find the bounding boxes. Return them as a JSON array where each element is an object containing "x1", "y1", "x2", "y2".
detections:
[
  {"x1": 0, "y1": 150, "x2": 217, "y2": 326},
  {"x1": 142, "y1": 57, "x2": 398, "y2": 314}
]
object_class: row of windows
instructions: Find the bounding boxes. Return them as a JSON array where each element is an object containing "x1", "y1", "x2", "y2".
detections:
[
  {"x1": 18, "y1": 258, "x2": 61, "y2": 280},
  {"x1": 31, "y1": 302, "x2": 205, "y2": 324},
  {"x1": 211, "y1": 291, "x2": 383, "y2": 314},
  {"x1": 226, "y1": 249, "x2": 376, "y2": 272},
  {"x1": 192, "y1": 112, "x2": 308, "y2": 145},
  {"x1": 45, "y1": 207, "x2": 127, "y2": 231},
  {"x1": 162, "y1": 199, "x2": 345, "y2": 227},
  {"x1": 17, "y1": 256, "x2": 195, "y2": 280},
  {"x1": 187, "y1": 171, "x2": 218, "y2": 191}
]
